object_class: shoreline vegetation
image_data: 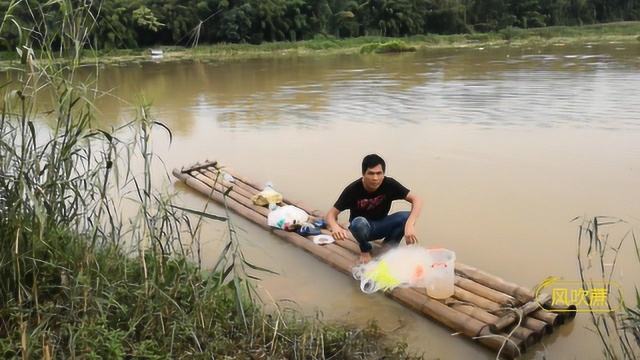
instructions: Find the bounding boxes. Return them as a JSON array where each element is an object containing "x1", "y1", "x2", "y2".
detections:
[
  {"x1": 1, "y1": 22, "x2": 640, "y2": 69},
  {"x1": 91, "y1": 21, "x2": 640, "y2": 66}
]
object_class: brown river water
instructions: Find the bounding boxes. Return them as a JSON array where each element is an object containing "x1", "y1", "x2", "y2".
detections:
[{"x1": 28, "y1": 41, "x2": 640, "y2": 359}]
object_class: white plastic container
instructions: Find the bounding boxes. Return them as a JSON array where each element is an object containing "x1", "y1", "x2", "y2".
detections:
[{"x1": 425, "y1": 248, "x2": 456, "y2": 299}]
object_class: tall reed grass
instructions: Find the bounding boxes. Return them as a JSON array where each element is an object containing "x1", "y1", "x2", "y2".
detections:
[
  {"x1": 0, "y1": 1, "x2": 421, "y2": 358},
  {"x1": 576, "y1": 216, "x2": 640, "y2": 359}
]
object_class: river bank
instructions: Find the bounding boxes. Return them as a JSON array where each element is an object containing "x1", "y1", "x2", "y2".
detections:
[
  {"x1": 1, "y1": 22, "x2": 639, "y2": 70},
  {"x1": 108, "y1": 21, "x2": 640, "y2": 64}
]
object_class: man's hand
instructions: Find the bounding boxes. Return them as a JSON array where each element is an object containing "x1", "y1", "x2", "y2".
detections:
[
  {"x1": 404, "y1": 223, "x2": 418, "y2": 245},
  {"x1": 403, "y1": 191, "x2": 422, "y2": 245},
  {"x1": 330, "y1": 226, "x2": 348, "y2": 241},
  {"x1": 326, "y1": 207, "x2": 348, "y2": 241},
  {"x1": 359, "y1": 252, "x2": 372, "y2": 264}
]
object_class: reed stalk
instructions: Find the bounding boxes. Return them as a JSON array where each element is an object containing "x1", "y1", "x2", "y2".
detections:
[{"x1": 575, "y1": 216, "x2": 640, "y2": 359}]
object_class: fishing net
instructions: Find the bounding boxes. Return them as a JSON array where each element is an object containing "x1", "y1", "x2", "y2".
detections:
[{"x1": 351, "y1": 245, "x2": 432, "y2": 293}]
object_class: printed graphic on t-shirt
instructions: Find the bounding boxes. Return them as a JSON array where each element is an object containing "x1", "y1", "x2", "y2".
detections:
[{"x1": 357, "y1": 195, "x2": 386, "y2": 211}]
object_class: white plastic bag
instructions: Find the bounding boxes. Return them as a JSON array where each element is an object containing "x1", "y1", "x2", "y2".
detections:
[{"x1": 267, "y1": 205, "x2": 309, "y2": 229}]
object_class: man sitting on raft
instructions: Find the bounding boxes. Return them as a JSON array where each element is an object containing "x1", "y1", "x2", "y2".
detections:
[{"x1": 325, "y1": 154, "x2": 423, "y2": 263}]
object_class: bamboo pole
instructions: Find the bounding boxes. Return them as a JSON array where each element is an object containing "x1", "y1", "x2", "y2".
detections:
[
  {"x1": 331, "y1": 234, "x2": 363, "y2": 254},
  {"x1": 529, "y1": 309, "x2": 563, "y2": 327},
  {"x1": 455, "y1": 262, "x2": 536, "y2": 304},
  {"x1": 389, "y1": 287, "x2": 496, "y2": 337},
  {"x1": 180, "y1": 160, "x2": 218, "y2": 174},
  {"x1": 186, "y1": 170, "x2": 252, "y2": 209},
  {"x1": 364, "y1": 269, "x2": 540, "y2": 348},
  {"x1": 543, "y1": 304, "x2": 577, "y2": 324},
  {"x1": 195, "y1": 169, "x2": 256, "y2": 205},
  {"x1": 453, "y1": 286, "x2": 503, "y2": 313},
  {"x1": 388, "y1": 288, "x2": 522, "y2": 359},
  {"x1": 455, "y1": 276, "x2": 517, "y2": 306},
  {"x1": 212, "y1": 164, "x2": 262, "y2": 191},
  {"x1": 520, "y1": 316, "x2": 553, "y2": 336},
  {"x1": 174, "y1": 170, "x2": 270, "y2": 229},
  {"x1": 450, "y1": 285, "x2": 547, "y2": 344},
  {"x1": 190, "y1": 171, "x2": 271, "y2": 218},
  {"x1": 200, "y1": 169, "x2": 259, "y2": 202},
  {"x1": 318, "y1": 227, "x2": 383, "y2": 256},
  {"x1": 273, "y1": 229, "x2": 356, "y2": 275},
  {"x1": 492, "y1": 293, "x2": 551, "y2": 330},
  {"x1": 325, "y1": 241, "x2": 359, "y2": 260},
  {"x1": 446, "y1": 299, "x2": 539, "y2": 348},
  {"x1": 561, "y1": 304, "x2": 578, "y2": 323}
]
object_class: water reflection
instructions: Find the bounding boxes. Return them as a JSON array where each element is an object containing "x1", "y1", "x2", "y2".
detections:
[
  {"x1": 134, "y1": 42, "x2": 640, "y2": 130},
  {"x1": 5, "y1": 42, "x2": 639, "y2": 133}
]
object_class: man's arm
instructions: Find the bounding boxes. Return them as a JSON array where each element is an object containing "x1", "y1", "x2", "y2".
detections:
[
  {"x1": 403, "y1": 191, "x2": 423, "y2": 244},
  {"x1": 325, "y1": 207, "x2": 348, "y2": 241}
]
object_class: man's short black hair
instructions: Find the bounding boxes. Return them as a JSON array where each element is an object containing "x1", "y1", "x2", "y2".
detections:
[{"x1": 361, "y1": 154, "x2": 386, "y2": 175}]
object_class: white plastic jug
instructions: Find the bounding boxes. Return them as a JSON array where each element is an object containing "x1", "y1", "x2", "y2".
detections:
[{"x1": 425, "y1": 248, "x2": 456, "y2": 299}]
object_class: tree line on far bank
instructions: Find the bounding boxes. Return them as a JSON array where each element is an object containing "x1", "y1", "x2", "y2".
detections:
[{"x1": 1, "y1": 0, "x2": 640, "y2": 52}]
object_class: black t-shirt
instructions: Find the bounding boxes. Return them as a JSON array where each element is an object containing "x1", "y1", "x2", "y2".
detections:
[{"x1": 333, "y1": 177, "x2": 410, "y2": 222}]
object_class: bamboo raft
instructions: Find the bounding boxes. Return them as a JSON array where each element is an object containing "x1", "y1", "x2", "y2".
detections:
[{"x1": 173, "y1": 161, "x2": 576, "y2": 359}]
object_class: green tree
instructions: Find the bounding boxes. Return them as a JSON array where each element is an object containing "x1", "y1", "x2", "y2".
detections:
[
  {"x1": 247, "y1": 0, "x2": 289, "y2": 43},
  {"x1": 467, "y1": 0, "x2": 509, "y2": 31},
  {"x1": 215, "y1": 0, "x2": 254, "y2": 43},
  {"x1": 509, "y1": 0, "x2": 545, "y2": 28},
  {"x1": 133, "y1": 6, "x2": 163, "y2": 32},
  {"x1": 537, "y1": 0, "x2": 568, "y2": 26},
  {"x1": 284, "y1": 0, "x2": 311, "y2": 41},
  {"x1": 152, "y1": 0, "x2": 201, "y2": 45},
  {"x1": 569, "y1": 0, "x2": 594, "y2": 24},
  {"x1": 3, "y1": 0, "x2": 640, "y2": 49},
  {"x1": 359, "y1": 0, "x2": 428, "y2": 37},
  {"x1": 89, "y1": 0, "x2": 141, "y2": 50},
  {"x1": 300, "y1": 0, "x2": 333, "y2": 37},
  {"x1": 333, "y1": 4, "x2": 359, "y2": 38},
  {"x1": 423, "y1": 0, "x2": 469, "y2": 34}
]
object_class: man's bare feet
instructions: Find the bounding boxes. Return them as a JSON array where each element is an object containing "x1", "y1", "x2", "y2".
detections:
[{"x1": 359, "y1": 252, "x2": 372, "y2": 264}]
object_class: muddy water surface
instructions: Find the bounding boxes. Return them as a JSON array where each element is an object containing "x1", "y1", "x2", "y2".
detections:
[{"x1": 85, "y1": 42, "x2": 640, "y2": 359}]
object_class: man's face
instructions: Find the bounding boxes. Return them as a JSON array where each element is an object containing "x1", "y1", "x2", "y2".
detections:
[{"x1": 362, "y1": 164, "x2": 384, "y2": 192}]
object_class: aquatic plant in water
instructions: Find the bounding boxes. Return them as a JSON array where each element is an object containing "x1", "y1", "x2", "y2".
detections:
[
  {"x1": 575, "y1": 216, "x2": 640, "y2": 359},
  {"x1": 360, "y1": 40, "x2": 417, "y2": 54}
]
